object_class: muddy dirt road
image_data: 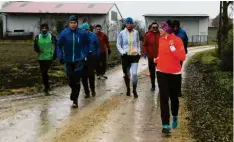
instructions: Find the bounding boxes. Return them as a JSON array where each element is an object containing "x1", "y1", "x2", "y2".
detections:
[{"x1": 0, "y1": 46, "x2": 214, "y2": 142}]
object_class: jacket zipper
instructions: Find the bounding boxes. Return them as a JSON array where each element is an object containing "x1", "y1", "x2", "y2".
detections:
[{"x1": 73, "y1": 33, "x2": 75, "y2": 62}]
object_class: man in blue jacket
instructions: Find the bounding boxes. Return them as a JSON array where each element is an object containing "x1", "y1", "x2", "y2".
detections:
[
  {"x1": 80, "y1": 23, "x2": 100, "y2": 98},
  {"x1": 57, "y1": 15, "x2": 89, "y2": 108},
  {"x1": 172, "y1": 20, "x2": 188, "y2": 58}
]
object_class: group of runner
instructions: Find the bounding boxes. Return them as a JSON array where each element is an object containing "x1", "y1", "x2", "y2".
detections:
[{"x1": 33, "y1": 15, "x2": 188, "y2": 136}]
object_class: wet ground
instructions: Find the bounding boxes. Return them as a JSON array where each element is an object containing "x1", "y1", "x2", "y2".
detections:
[{"x1": 0, "y1": 46, "x2": 214, "y2": 142}]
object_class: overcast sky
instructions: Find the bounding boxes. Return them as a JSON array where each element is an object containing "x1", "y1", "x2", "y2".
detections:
[{"x1": 0, "y1": 1, "x2": 223, "y2": 20}]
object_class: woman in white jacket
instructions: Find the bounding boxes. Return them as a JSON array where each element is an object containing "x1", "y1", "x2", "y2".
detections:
[{"x1": 116, "y1": 17, "x2": 141, "y2": 98}]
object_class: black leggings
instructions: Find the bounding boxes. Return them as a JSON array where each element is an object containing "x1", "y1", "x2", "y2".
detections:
[
  {"x1": 39, "y1": 60, "x2": 52, "y2": 88},
  {"x1": 157, "y1": 71, "x2": 182, "y2": 125}
]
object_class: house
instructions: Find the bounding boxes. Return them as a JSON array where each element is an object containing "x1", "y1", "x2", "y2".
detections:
[
  {"x1": 1, "y1": 1, "x2": 123, "y2": 41},
  {"x1": 143, "y1": 14, "x2": 210, "y2": 43}
]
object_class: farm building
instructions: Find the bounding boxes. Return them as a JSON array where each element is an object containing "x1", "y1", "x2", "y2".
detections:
[
  {"x1": 0, "y1": 1, "x2": 123, "y2": 41},
  {"x1": 143, "y1": 14, "x2": 209, "y2": 43}
]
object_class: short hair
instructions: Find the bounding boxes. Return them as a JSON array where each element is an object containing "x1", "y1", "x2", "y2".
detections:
[
  {"x1": 40, "y1": 23, "x2": 49, "y2": 29},
  {"x1": 151, "y1": 22, "x2": 158, "y2": 26},
  {"x1": 166, "y1": 20, "x2": 172, "y2": 27},
  {"x1": 172, "y1": 20, "x2": 180, "y2": 28},
  {"x1": 148, "y1": 24, "x2": 152, "y2": 31},
  {"x1": 95, "y1": 24, "x2": 102, "y2": 28}
]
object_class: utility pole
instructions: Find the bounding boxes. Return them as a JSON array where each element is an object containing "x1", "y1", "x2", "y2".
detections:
[{"x1": 218, "y1": 1, "x2": 222, "y2": 56}]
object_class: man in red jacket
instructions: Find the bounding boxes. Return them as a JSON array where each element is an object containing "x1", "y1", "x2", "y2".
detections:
[
  {"x1": 95, "y1": 24, "x2": 111, "y2": 79},
  {"x1": 143, "y1": 22, "x2": 160, "y2": 91}
]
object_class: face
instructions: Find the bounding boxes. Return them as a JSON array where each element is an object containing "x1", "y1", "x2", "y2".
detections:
[
  {"x1": 159, "y1": 28, "x2": 166, "y2": 37},
  {"x1": 126, "y1": 22, "x2": 133, "y2": 30},
  {"x1": 174, "y1": 26, "x2": 179, "y2": 32},
  {"x1": 151, "y1": 24, "x2": 158, "y2": 32},
  {"x1": 69, "y1": 21, "x2": 78, "y2": 30},
  {"x1": 96, "y1": 27, "x2": 101, "y2": 34},
  {"x1": 41, "y1": 27, "x2": 48, "y2": 34}
]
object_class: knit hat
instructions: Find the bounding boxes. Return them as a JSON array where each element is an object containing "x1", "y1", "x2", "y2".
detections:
[
  {"x1": 125, "y1": 17, "x2": 133, "y2": 24},
  {"x1": 69, "y1": 15, "x2": 78, "y2": 22},
  {"x1": 81, "y1": 23, "x2": 90, "y2": 30},
  {"x1": 160, "y1": 21, "x2": 173, "y2": 34}
]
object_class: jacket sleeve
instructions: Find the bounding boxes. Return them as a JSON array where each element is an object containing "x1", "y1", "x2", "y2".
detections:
[
  {"x1": 142, "y1": 34, "x2": 148, "y2": 54},
  {"x1": 52, "y1": 34, "x2": 57, "y2": 58},
  {"x1": 56, "y1": 31, "x2": 65, "y2": 60},
  {"x1": 172, "y1": 38, "x2": 186, "y2": 62},
  {"x1": 104, "y1": 34, "x2": 110, "y2": 49},
  {"x1": 94, "y1": 35, "x2": 100, "y2": 56},
  {"x1": 184, "y1": 32, "x2": 188, "y2": 54},
  {"x1": 136, "y1": 31, "x2": 141, "y2": 55},
  {"x1": 33, "y1": 35, "x2": 40, "y2": 53},
  {"x1": 83, "y1": 32, "x2": 90, "y2": 57},
  {"x1": 116, "y1": 32, "x2": 125, "y2": 55}
]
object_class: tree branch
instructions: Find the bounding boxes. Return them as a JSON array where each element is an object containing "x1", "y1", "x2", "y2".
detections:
[{"x1": 227, "y1": 1, "x2": 233, "y2": 6}]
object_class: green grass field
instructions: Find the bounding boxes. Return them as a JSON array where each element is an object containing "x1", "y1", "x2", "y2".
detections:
[{"x1": 0, "y1": 42, "x2": 121, "y2": 96}]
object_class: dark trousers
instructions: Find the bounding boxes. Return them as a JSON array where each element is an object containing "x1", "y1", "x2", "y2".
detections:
[
  {"x1": 39, "y1": 60, "x2": 52, "y2": 88},
  {"x1": 96, "y1": 52, "x2": 107, "y2": 76},
  {"x1": 157, "y1": 71, "x2": 181, "y2": 125},
  {"x1": 82, "y1": 55, "x2": 96, "y2": 94},
  {"x1": 148, "y1": 58, "x2": 156, "y2": 88},
  {"x1": 66, "y1": 63, "x2": 84, "y2": 101}
]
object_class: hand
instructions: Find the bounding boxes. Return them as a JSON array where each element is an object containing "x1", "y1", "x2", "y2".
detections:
[
  {"x1": 153, "y1": 57, "x2": 159, "y2": 64},
  {"x1": 108, "y1": 49, "x2": 111, "y2": 55},
  {"x1": 60, "y1": 59, "x2": 65, "y2": 65}
]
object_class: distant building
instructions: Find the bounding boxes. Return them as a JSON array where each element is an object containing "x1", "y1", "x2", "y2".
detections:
[
  {"x1": 1, "y1": 1, "x2": 123, "y2": 41},
  {"x1": 143, "y1": 14, "x2": 210, "y2": 43}
]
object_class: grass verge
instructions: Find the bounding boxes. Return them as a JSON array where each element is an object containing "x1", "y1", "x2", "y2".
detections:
[{"x1": 183, "y1": 49, "x2": 233, "y2": 142}]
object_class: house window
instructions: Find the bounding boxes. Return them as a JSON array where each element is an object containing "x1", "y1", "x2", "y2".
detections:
[{"x1": 111, "y1": 11, "x2": 117, "y2": 21}]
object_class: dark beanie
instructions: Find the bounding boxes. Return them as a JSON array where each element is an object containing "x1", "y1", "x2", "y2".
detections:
[{"x1": 69, "y1": 15, "x2": 78, "y2": 22}]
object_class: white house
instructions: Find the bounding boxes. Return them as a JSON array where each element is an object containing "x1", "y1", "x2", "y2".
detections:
[
  {"x1": 1, "y1": 1, "x2": 123, "y2": 41},
  {"x1": 143, "y1": 14, "x2": 209, "y2": 43}
]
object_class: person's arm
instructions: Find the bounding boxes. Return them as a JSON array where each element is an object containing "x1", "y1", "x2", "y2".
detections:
[
  {"x1": 170, "y1": 38, "x2": 186, "y2": 62},
  {"x1": 83, "y1": 32, "x2": 90, "y2": 58},
  {"x1": 116, "y1": 32, "x2": 125, "y2": 55},
  {"x1": 94, "y1": 35, "x2": 100, "y2": 56},
  {"x1": 136, "y1": 31, "x2": 141, "y2": 55},
  {"x1": 142, "y1": 34, "x2": 148, "y2": 57},
  {"x1": 33, "y1": 35, "x2": 40, "y2": 53},
  {"x1": 52, "y1": 34, "x2": 57, "y2": 60},
  {"x1": 184, "y1": 32, "x2": 188, "y2": 54},
  {"x1": 56, "y1": 31, "x2": 65, "y2": 61}
]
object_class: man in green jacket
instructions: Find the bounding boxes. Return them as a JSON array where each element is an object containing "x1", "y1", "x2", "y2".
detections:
[{"x1": 34, "y1": 23, "x2": 57, "y2": 94}]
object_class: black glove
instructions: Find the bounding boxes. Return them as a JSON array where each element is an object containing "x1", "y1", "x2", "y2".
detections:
[
  {"x1": 137, "y1": 54, "x2": 141, "y2": 60},
  {"x1": 108, "y1": 48, "x2": 111, "y2": 55},
  {"x1": 60, "y1": 59, "x2": 65, "y2": 65}
]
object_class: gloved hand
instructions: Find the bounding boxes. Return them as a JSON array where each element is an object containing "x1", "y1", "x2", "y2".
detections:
[
  {"x1": 108, "y1": 48, "x2": 111, "y2": 55},
  {"x1": 60, "y1": 59, "x2": 65, "y2": 64}
]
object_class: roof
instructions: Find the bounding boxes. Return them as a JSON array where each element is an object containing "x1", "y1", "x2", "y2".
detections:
[
  {"x1": 143, "y1": 14, "x2": 209, "y2": 17},
  {"x1": 1, "y1": 1, "x2": 115, "y2": 14}
]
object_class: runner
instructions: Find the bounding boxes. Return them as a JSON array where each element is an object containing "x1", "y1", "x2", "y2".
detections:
[
  {"x1": 143, "y1": 22, "x2": 160, "y2": 91},
  {"x1": 154, "y1": 20, "x2": 186, "y2": 136},
  {"x1": 116, "y1": 17, "x2": 141, "y2": 98},
  {"x1": 172, "y1": 20, "x2": 188, "y2": 66},
  {"x1": 56, "y1": 15, "x2": 89, "y2": 108},
  {"x1": 80, "y1": 23, "x2": 100, "y2": 98},
  {"x1": 95, "y1": 24, "x2": 111, "y2": 80},
  {"x1": 34, "y1": 23, "x2": 57, "y2": 95}
]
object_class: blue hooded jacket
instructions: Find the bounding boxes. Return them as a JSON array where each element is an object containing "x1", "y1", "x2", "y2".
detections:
[
  {"x1": 175, "y1": 28, "x2": 188, "y2": 54},
  {"x1": 56, "y1": 27, "x2": 89, "y2": 63},
  {"x1": 87, "y1": 31, "x2": 100, "y2": 56}
]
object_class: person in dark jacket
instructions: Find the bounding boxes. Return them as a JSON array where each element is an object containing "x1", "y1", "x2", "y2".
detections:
[
  {"x1": 56, "y1": 15, "x2": 89, "y2": 108},
  {"x1": 34, "y1": 23, "x2": 57, "y2": 94},
  {"x1": 143, "y1": 22, "x2": 160, "y2": 91},
  {"x1": 172, "y1": 20, "x2": 188, "y2": 65},
  {"x1": 80, "y1": 23, "x2": 100, "y2": 98}
]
